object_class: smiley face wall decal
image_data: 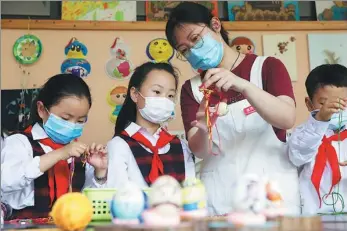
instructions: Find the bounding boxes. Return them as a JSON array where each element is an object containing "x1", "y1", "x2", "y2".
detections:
[{"x1": 146, "y1": 38, "x2": 174, "y2": 63}]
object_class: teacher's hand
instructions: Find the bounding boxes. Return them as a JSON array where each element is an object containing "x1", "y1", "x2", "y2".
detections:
[
  {"x1": 191, "y1": 97, "x2": 219, "y2": 133},
  {"x1": 191, "y1": 97, "x2": 209, "y2": 133},
  {"x1": 203, "y1": 68, "x2": 249, "y2": 93}
]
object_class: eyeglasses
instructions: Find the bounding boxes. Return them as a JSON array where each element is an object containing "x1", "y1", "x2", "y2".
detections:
[{"x1": 176, "y1": 26, "x2": 206, "y2": 62}]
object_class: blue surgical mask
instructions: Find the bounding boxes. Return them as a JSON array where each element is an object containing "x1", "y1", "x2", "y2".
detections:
[
  {"x1": 329, "y1": 111, "x2": 347, "y2": 131},
  {"x1": 186, "y1": 33, "x2": 224, "y2": 71},
  {"x1": 43, "y1": 113, "x2": 84, "y2": 144}
]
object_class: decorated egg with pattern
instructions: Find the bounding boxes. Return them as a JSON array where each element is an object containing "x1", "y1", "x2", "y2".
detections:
[
  {"x1": 182, "y1": 178, "x2": 207, "y2": 211},
  {"x1": 110, "y1": 182, "x2": 145, "y2": 220}
]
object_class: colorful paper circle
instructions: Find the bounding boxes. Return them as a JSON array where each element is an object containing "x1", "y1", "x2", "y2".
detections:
[{"x1": 13, "y1": 34, "x2": 42, "y2": 65}]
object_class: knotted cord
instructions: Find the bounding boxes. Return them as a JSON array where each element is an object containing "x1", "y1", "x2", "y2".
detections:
[
  {"x1": 321, "y1": 100, "x2": 346, "y2": 214},
  {"x1": 199, "y1": 85, "x2": 222, "y2": 155}
]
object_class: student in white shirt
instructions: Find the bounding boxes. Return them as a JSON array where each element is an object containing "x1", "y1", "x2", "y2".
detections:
[
  {"x1": 289, "y1": 64, "x2": 347, "y2": 214},
  {"x1": 107, "y1": 62, "x2": 195, "y2": 189},
  {"x1": 1, "y1": 74, "x2": 108, "y2": 219}
]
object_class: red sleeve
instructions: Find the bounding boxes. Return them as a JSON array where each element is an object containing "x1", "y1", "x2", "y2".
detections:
[
  {"x1": 262, "y1": 57, "x2": 296, "y2": 103},
  {"x1": 180, "y1": 80, "x2": 199, "y2": 135}
]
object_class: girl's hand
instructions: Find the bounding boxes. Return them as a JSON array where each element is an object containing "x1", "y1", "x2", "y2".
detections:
[
  {"x1": 203, "y1": 68, "x2": 249, "y2": 93},
  {"x1": 87, "y1": 143, "x2": 108, "y2": 173},
  {"x1": 62, "y1": 141, "x2": 87, "y2": 160}
]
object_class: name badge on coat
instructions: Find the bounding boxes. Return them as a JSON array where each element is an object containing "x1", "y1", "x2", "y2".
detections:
[{"x1": 243, "y1": 106, "x2": 256, "y2": 116}]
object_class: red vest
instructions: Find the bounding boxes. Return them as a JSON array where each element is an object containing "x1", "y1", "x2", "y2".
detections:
[{"x1": 11, "y1": 130, "x2": 85, "y2": 219}]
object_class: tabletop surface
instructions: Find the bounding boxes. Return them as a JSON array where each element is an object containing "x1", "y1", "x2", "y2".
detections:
[{"x1": 2, "y1": 215, "x2": 347, "y2": 231}]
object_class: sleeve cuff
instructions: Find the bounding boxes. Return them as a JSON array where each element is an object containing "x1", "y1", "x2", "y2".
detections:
[
  {"x1": 24, "y1": 156, "x2": 44, "y2": 179},
  {"x1": 308, "y1": 111, "x2": 330, "y2": 135}
]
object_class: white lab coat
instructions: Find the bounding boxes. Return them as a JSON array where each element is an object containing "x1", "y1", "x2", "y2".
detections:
[{"x1": 190, "y1": 56, "x2": 300, "y2": 216}]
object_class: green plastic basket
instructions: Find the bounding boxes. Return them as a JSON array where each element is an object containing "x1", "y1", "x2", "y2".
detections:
[
  {"x1": 83, "y1": 188, "x2": 151, "y2": 221},
  {"x1": 83, "y1": 188, "x2": 116, "y2": 221}
]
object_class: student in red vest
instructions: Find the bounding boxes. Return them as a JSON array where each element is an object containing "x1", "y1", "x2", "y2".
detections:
[
  {"x1": 1, "y1": 74, "x2": 108, "y2": 219},
  {"x1": 107, "y1": 62, "x2": 195, "y2": 188},
  {"x1": 289, "y1": 64, "x2": 347, "y2": 214}
]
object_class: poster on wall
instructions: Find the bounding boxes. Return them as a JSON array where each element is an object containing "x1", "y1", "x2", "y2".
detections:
[
  {"x1": 145, "y1": 1, "x2": 218, "y2": 21},
  {"x1": 228, "y1": 1, "x2": 299, "y2": 21},
  {"x1": 315, "y1": 1, "x2": 347, "y2": 21},
  {"x1": 262, "y1": 34, "x2": 297, "y2": 81},
  {"x1": 1, "y1": 88, "x2": 40, "y2": 132},
  {"x1": 307, "y1": 33, "x2": 347, "y2": 70},
  {"x1": 62, "y1": 1, "x2": 136, "y2": 21}
]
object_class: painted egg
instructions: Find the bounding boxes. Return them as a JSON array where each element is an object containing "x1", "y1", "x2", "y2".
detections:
[
  {"x1": 231, "y1": 174, "x2": 267, "y2": 213},
  {"x1": 110, "y1": 182, "x2": 145, "y2": 220},
  {"x1": 182, "y1": 178, "x2": 207, "y2": 211},
  {"x1": 217, "y1": 102, "x2": 229, "y2": 116},
  {"x1": 149, "y1": 175, "x2": 182, "y2": 208}
]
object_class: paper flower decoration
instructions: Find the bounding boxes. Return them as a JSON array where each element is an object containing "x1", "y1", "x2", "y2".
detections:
[{"x1": 13, "y1": 34, "x2": 42, "y2": 65}]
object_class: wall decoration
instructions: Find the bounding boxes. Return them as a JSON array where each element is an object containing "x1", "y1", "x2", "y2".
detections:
[
  {"x1": 61, "y1": 37, "x2": 91, "y2": 78},
  {"x1": 61, "y1": 1, "x2": 136, "y2": 21},
  {"x1": 107, "y1": 85, "x2": 128, "y2": 123},
  {"x1": 229, "y1": 36, "x2": 256, "y2": 54},
  {"x1": 1, "y1": 88, "x2": 40, "y2": 132},
  {"x1": 262, "y1": 34, "x2": 297, "y2": 81},
  {"x1": 105, "y1": 38, "x2": 133, "y2": 80},
  {"x1": 228, "y1": 1, "x2": 299, "y2": 21},
  {"x1": 13, "y1": 34, "x2": 42, "y2": 65},
  {"x1": 146, "y1": 38, "x2": 174, "y2": 63},
  {"x1": 146, "y1": 1, "x2": 218, "y2": 21},
  {"x1": 308, "y1": 33, "x2": 347, "y2": 70},
  {"x1": 315, "y1": 1, "x2": 347, "y2": 21}
]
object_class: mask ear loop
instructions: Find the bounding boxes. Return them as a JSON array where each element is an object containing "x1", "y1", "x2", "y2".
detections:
[{"x1": 199, "y1": 84, "x2": 222, "y2": 156}]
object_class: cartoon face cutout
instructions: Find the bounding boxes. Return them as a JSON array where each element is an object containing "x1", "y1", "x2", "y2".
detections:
[
  {"x1": 146, "y1": 38, "x2": 174, "y2": 63},
  {"x1": 230, "y1": 36, "x2": 255, "y2": 54},
  {"x1": 109, "y1": 86, "x2": 127, "y2": 106},
  {"x1": 65, "y1": 38, "x2": 88, "y2": 59}
]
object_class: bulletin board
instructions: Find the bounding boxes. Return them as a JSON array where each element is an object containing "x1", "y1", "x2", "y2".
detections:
[{"x1": 1, "y1": 20, "x2": 346, "y2": 144}]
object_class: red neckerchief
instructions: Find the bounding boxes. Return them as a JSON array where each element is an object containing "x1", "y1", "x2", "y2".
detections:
[
  {"x1": 311, "y1": 130, "x2": 347, "y2": 207},
  {"x1": 25, "y1": 126, "x2": 69, "y2": 208},
  {"x1": 121, "y1": 128, "x2": 175, "y2": 184}
]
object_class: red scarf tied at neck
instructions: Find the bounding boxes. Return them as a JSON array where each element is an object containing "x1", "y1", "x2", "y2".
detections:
[
  {"x1": 122, "y1": 129, "x2": 175, "y2": 184},
  {"x1": 311, "y1": 130, "x2": 347, "y2": 208},
  {"x1": 25, "y1": 126, "x2": 70, "y2": 207}
]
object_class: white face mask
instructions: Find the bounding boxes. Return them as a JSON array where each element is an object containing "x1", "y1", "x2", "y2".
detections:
[{"x1": 138, "y1": 95, "x2": 175, "y2": 124}]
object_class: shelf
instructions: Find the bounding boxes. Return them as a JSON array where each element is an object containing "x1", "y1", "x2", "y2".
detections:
[{"x1": 1, "y1": 19, "x2": 346, "y2": 31}]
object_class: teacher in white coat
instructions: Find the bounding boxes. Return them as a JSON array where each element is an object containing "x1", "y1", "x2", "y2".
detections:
[{"x1": 165, "y1": 2, "x2": 300, "y2": 216}]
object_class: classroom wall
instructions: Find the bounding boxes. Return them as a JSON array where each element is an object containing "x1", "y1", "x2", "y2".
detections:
[{"x1": 1, "y1": 28, "x2": 343, "y2": 144}]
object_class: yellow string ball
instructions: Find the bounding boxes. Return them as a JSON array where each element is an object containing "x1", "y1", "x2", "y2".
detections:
[{"x1": 50, "y1": 192, "x2": 93, "y2": 231}]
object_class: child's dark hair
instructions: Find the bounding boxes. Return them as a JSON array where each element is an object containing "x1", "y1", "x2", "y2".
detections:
[
  {"x1": 114, "y1": 62, "x2": 179, "y2": 137},
  {"x1": 305, "y1": 64, "x2": 347, "y2": 100},
  {"x1": 165, "y1": 2, "x2": 229, "y2": 49},
  {"x1": 30, "y1": 74, "x2": 92, "y2": 124}
]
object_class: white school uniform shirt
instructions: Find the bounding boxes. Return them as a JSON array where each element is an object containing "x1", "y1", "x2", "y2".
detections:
[
  {"x1": 288, "y1": 112, "x2": 347, "y2": 214},
  {"x1": 190, "y1": 56, "x2": 300, "y2": 216},
  {"x1": 106, "y1": 122, "x2": 195, "y2": 188},
  {"x1": 1, "y1": 123, "x2": 103, "y2": 210}
]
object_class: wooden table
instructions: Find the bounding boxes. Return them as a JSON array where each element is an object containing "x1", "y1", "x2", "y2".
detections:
[{"x1": 2, "y1": 215, "x2": 347, "y2": 231}]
